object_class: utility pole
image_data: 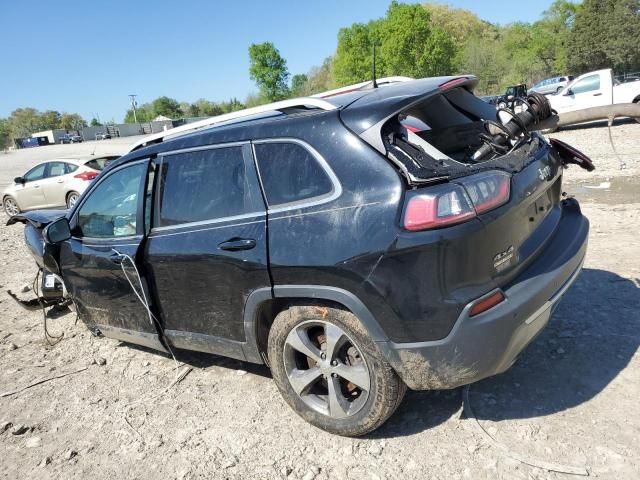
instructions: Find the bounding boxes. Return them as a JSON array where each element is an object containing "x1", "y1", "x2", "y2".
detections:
[{"x1": 128, "y1": 94, "x2": 138, "y2": 123}]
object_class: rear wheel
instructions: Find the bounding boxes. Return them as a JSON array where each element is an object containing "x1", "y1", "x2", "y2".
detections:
[
  {"x1": 268, "y1": 306, "x2": 406, "y2": 436},
  {"x1": 66, "y1": 191, "x2": 80, "y2": 209},
  {"x1": 3, "y1": 196, "x2": 20, "y2": 216}
]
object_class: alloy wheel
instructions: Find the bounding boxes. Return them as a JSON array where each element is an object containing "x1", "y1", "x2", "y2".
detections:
[
  {"x1": 3, "y1": 198, "x2": 19, "y2": 216},
  {"x1": 283, "y1": 320, "x2": 371, "y2": 419},
  {"x1": 67, "y1": 193, "x2": 79, "y2": 208}
]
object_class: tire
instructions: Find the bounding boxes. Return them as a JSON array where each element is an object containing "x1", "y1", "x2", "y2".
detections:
[
  {"x1": 268, "y1": 305, "x2": 406, "y2": 436},
  {"x1": 3, "y1": 196, "x2": 20, "y2": 216},
  {"x1": 66, "y1": 191, "x2": 80, "y2": 209}
]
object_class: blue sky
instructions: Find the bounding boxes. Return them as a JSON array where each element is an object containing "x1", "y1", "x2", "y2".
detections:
[{"x1": 1, "y1": 0, "x2": 556, "y2": 122}]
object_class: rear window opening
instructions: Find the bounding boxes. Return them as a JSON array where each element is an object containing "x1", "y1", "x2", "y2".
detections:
[{"x1": 381, "y1": 86, "x2": 544, "y2": 184}]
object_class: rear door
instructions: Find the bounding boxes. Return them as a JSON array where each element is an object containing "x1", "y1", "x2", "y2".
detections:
[
  {"x1": 145, "y1": 143, "x2": 270, "y2": 359},
  {"x1": 58, "y1": 159, "x2": 165, "y2": 350},
  {"x1": 40, "y1": 161, "x2": 69, "y2": 207}
]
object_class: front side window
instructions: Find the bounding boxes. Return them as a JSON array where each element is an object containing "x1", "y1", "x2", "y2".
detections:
[
  {"x1": 254, "y1": 142, "x2": 334, "y2": 207},
  {"x1": 158, "y1": 146, "x2": 261, "y2": 227},
  {"x1": 571, "y1": 75, "x2": 600, "y2": 94},
  {"x1": 24, "y1": 164, "x2": 46, "y2": 182},
  {"x1": 77, "y1": 163, "x2": 145, "y2": 238}
]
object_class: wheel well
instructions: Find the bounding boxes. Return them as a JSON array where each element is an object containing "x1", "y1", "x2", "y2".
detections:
[
  {"x1": 66, "y1": 190, "x2": 79, "y2": 201},
  {"x1": 633, "y1": 95, "x2": 640, "y2": 103},
  {"x1": 253, "y1": 298, "x2": 349, "y2": 362}
]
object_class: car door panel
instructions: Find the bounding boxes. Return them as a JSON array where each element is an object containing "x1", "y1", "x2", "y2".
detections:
[
  {"x1": 144, "y1": 144, "x2": 271, "y2": 357},
  {"x1": 145, "y1": 214, "x2": 269, "y2": 352},
  {"x1": 58, "y1": 160, "x2": 163, "y2": 350},
  {"x1": 15, "y1": 163, "x2": 47, "y2": 210},
  {"x1": 40, "y1": 162, "x2": 69, "y2": 208}
]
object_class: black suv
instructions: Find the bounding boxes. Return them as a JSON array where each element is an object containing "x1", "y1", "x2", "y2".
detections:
[{"x1": 10, "y1": 76, "x2": 590, "y2": 436}]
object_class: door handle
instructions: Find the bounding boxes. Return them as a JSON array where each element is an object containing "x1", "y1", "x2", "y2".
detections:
[
  {"x1": 33, "y1": 185, "x2": 41, "y2": 188},
  {"x1": 109, "y1": 253, "x2": 123, "y2": 265},
  {"x1": 218, "y1": 239, "x2": 256, "y2": 251},
  {"x1": 57, "y1": 179, "x2": 64, "y2": 183},
  {"x1": 593, "y1": 93, "x2": 602, "y2": 96}
]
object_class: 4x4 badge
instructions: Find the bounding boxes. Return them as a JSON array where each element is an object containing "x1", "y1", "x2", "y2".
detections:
[{"x1": 493, "y1": 245, "x2": 515, "y2": 272}]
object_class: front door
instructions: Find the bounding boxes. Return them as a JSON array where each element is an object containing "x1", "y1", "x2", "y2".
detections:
[
  {"x1": 144, "y1": 144, "x2": 271, "y2": 359},
  {"x1": 15, "y1": 163, "x2": 47, "y2": 210},
  {"x1": 58, "y1": 159, "x2": 164, "y2": 350},
  {"x1": 557, "y1": 74, "x2": 609, "y2": 113}
]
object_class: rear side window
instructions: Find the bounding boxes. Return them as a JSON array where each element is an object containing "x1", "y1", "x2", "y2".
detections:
[
  {"x1": 254, "y1": 142, "x2": 334, "y2": 207},
  {"x1": 157, "y1": 146, "x2": 262, "y2": 227},
  {"x1": 47, "y1": 162, "x2": 67, "y2": 177},
  {"x1": 65, "y1": 163, "x2": 79, "y2": 174}
]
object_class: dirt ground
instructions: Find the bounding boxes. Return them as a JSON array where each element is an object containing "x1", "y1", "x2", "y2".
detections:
[{"x1": 0, "y1": 122, "x2": 639, "y2": 479}]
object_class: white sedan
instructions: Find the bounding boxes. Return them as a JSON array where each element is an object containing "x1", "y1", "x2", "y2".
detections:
[{"x1": 2, "y1": 155, "x2": 119, "y2": 216}]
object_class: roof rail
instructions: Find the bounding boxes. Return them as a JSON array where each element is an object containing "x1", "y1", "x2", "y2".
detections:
[
  {"x1": 127, "y1": 97, "x2": 337, "y2": 152},
  {"x1": 312, "y1": 76, "x2": 414, "y2": 99}
]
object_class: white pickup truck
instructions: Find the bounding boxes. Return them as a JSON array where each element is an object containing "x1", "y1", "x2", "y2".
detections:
[{"x1": 548, "y1": 68, "x2": 640, "y2": 115}]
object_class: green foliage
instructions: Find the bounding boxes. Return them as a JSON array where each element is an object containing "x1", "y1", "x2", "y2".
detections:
[
  {"x1": 59, "y1": 113, "x2": 87, "y2": 130},
  {"x1": 290, "y1": 74, "x2": 308, "y2": 97},
  {"x1": 380, "y1": 2, "x2": 455, "y2": 77},
  {"x1": 248, "y1": 42, "x2": 290, "y2": 101},
  {"x1": 568, "y1": 0, "x2": 640, "y2": 73},
  {"x1": 89, "y1": 117, "x2": 102, "y2": 127},
  {"x1": 0, "y1": 118, "x2": 11, "y2": 150},
  {"x1": 151, "y1": 96, "x2": 183, "y2": 119},
  {"x1": 333, "y1": 20, "x2": 383, "y2": 85}
]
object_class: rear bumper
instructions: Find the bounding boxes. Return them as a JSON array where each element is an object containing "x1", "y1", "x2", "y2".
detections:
[{"x1": 380, "y1": 198, "x2": 588, "y2": 390}]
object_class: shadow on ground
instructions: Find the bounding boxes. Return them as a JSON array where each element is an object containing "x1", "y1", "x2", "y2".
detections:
[{"x1": 374, "y1": 268, "x2": 640, "y2": 438}]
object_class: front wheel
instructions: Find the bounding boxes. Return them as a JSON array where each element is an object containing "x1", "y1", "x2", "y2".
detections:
[
  {"x1": 66, "y1": 191, "x2": 80, "y2": 209},
  {"x1": 268, "y1": 306, "x2": 406, "y2": 436},
  {"x1": 3, "y1": 196, "x2": 20, "y2": 216}
]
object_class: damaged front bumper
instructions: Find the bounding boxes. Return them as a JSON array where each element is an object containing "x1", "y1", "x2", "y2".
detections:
[{"x1": 379, "y1": 198, "x2": 589, "y2": 390}]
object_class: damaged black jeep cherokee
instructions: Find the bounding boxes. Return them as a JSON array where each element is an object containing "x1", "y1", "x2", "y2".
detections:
[{"x1": 9, "y1": 76, "x2": 593, "y2": 436}]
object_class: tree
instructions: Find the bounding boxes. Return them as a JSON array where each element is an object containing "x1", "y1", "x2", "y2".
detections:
[
  {"x1": 290, "y1": 74, "x2": 308, "y2": 97},
  {"x1": 40, "y1": 110, "x2": 62, "y2": 130},
  {"x1": 333, "y1": 20, "x2": 383, "y2": 86},
  {"x1": 333, "y1": 2, "x2": 456, "y2": 86},
  {"x1": 248, "y1": 42, "x2": 290, "y2": 101},
  {"x1": 59, "y1": 113, "x2": 87, "y2": 130},
  {"x1": 124, "y1": 103, "x2": 153, "y2": 123},
  {"x1": 151, "y1": 96, "x2": 183, "y2": 119},
  {"x1": 300, "y1": 57, "x2": 334, "y2": 95},
  {"x1": 90, "y1": 117, "x2": 102, "y2": 127},
  {"x1": 380, "y1": 2, "x2": 455, "y2": 77},
  {"x1": 568, "y1": 0, "x2": 640, "y2": 73},
  {"x1": 0, "y1": 119, "x2": 11, "y2": 150},
  {"x1": 8, "y1": 108, "x2": 43, "y2": 138}
]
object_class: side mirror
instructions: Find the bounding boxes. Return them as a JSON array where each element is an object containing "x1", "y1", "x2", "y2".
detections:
[
  {"x1": 44, "y1": 217, "x2": 71, "y2": 244},
  {"x1": 14, "y1": 176, "x2": 25, "y2": 184},
  {"x1": 563, "y1": 88, "x2": 573, "y2": 96}
]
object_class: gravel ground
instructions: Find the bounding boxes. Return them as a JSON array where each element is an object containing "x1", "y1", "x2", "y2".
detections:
[{"x1": 0, "y1": 124, "x2": 639, "y2": 479}]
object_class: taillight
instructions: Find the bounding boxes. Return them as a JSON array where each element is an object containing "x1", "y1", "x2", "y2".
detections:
[
  {"x1": 74, "y1": 171, "x2": 98, "y2": 181},
  {"x1": 458, "y1": 171, "x2": 511, "y2": 214},
  {"x1": 403, "y1": 171, "x2": 511, "y2": 231},
  {"x1": 404, "y1": 184, "x2": 475, "y2": 231}
]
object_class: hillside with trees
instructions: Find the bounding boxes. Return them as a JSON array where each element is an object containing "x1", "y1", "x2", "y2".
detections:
[{"x1": 1, "y1": 0, "x2": 638, "y2": 150}]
